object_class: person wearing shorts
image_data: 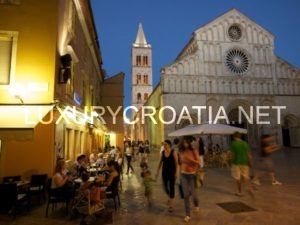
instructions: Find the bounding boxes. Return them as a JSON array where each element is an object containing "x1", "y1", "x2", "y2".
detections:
[
  {"x1": 252, "y1": 134, "x2": 282, "y2": 186},
  {"x1": 230, "y1": 132, "x2": 254, "y2": 198}
]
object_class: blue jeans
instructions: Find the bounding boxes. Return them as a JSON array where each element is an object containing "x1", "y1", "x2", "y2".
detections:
[{"x1": 181, "y1": 173, "x2": 199, "y2": 217}]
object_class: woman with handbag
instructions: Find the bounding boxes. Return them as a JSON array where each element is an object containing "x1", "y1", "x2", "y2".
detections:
[{"x1": 179, "y1": 137, "x2": 200, "y2": 223}]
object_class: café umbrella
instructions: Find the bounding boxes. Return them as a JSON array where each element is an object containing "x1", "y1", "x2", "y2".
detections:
[{"x1": 168, "y1": 123, "x2": 247, "y2": 137}]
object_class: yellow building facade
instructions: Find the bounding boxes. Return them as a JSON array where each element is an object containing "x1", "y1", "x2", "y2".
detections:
[{"x1": 0, "y1": 0, "x2": 109, "y2": 179}]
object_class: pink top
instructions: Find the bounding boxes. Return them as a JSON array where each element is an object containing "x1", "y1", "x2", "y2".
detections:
[{"x1": 180, "y1": 149, "x2": 200, "y2": 174}]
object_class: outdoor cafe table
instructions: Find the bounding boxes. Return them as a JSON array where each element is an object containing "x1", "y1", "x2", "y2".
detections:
[{"x1": 74, "y1": 176, "x2": 96, "y2": 184}]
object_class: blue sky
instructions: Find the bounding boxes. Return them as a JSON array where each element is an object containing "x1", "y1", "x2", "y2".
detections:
[{"x1": 91, "y1": 0, "x2": 300, "y2": 108}]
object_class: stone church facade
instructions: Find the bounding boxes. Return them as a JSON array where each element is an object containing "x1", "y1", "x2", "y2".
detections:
[{"x1": 135, "y1": 9, "x2": 300, "y2": 148}]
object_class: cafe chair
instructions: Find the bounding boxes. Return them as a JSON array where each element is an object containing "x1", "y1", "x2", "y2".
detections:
[
  {"x1": 0, "y1": 183, "x2": 30, "y2": 218},
  {"x1": 3, "y1": 175, "x2": 21, "y2": 183},
  {"x1": 45, "y1": 178, "x2": 69, "y2": 217},
  {"x1": 105, "y1": 176, "x2": 121, "y2": 211},
  {"x1": 29, "y1": 174, "x2": 48, "y2": 204}
]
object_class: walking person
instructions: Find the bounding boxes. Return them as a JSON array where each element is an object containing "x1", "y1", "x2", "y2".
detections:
[
  {"x1": 197, "y1": 137, "x2": 205, "y2": 187},
  {"x1": 252, "y1": 134, "x2": 282, "y2": 185},
  {"x1": 125, "y1": 142, "x2": 134, "y2": 175},
  {"x1": 179, "y1": 137, "x2": 200, "y2": 223},
  {"x1": 138, "y1": 141, "x2": 145, "y2": 162},
  {"x1": 198, "y1": 137, "x2": 205, "y2": 169},
  {"x1": 230, "y1": 132, "x2": 254, "y2": 198},
  {"x1": 155, "y1": 140, "x2": 179, "y2": 212},
  {"x1": 144, "y1": 140, "x2": 150, "y2": 158},
  {"x1": 173, "y1": 138, "x2": 180, "y2": 153}
]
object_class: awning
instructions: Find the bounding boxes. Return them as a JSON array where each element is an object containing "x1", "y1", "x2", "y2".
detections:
[
  {"x1": 168, "y1": 123, "x2": 248, "y2": 137},
  {"x1": 0, "y1": 105, "x2": 54, "y2": 128}
]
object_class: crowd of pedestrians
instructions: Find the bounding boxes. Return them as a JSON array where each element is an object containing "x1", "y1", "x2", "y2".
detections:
[{"x1": 124, "y1": 133, "x2": 282, "y2": 223}]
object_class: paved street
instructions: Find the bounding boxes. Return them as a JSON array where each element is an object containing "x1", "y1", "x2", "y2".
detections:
[{"x1": 1, "y1": 148, "x2": 300, "y2": 225}]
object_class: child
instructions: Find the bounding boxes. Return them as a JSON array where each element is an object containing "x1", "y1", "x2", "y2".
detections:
[
  {"x1": 140, "y1": 156, "x2": 149, "y2": 177},
  {"x1": 143, "y1": 170, "x2": 156, "y2": 207}
]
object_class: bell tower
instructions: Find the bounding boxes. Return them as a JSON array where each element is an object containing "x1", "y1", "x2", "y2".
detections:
[{"x1": 131, "y1": 22, "x2": 153, "y2": 117}]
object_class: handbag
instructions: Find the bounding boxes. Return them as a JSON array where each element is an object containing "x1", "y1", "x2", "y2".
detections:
[
  {"x1": 195, "y1": 169, "x2": 205, "y2": 188},
  {"x1": 192, "y1": 150, "x2": 205, "y2": 188}
]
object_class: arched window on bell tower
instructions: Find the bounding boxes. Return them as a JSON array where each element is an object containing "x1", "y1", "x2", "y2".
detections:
[
  {"x1": 136, "y1": 55, "x2": 141, "y2": 66},
  {"x1": 143, "y1": 74, "x2": 148, "y2": 84},
  {"x1": 136, "y1": 74, "x2": 141, "y2": 84},
  {"x1": 143, "y1": 56, "x2": 148, "y2": 66},
  {"x1": 137, "y1": 93, "x2": 142, "y2": 102},
  {"x1": 144, "y1": 93, "x2": 149, "y2": 101}
]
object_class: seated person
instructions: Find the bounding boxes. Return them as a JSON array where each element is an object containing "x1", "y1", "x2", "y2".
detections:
[
  {"x1": 104, "y1": 160, "x2": 120, "y2": 191},
  {"x1": 96, "y1": 153, "x2": 106, "y2": 168},
  {"x1": 52, "y1": 160, "x2": 69, "y2": 189},
  {"x1": 109, "y1": 146, "x2": 117, "y2": 159},
  {"x1": 71, "y1": 154, "x2": 87, "y2": 177},
  {"x1": 79, "y1": 173, "x2": 104, "y2": 208},
  {"x1": 89, "y1": 150, "x2": 98, "y2": 164},
  {"x1": 51, "y1": 159, "x2": 74, "y2": 199}
]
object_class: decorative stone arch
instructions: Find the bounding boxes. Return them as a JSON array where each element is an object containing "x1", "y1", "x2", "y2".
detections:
[
  {"x1": 246, "y1": 25, "x2": 253, "y2": 43},
  {"x1": 264, "y1": 35, "x2": 270, "y2": 45},
  {"x1": 253, "y1": 27, "x2": 258, "y2": 43},
  {"x1": 226, "y1": 99, "x2": 256, "y2": 143},
  {"x1": 258, "y1": 32, "x2": 264, "y2": 44},
  {"x1": 207, "y1": 28, "x2": 213, "y2": 41},
  {"x1": 228, "y1": 15, "x2": 235, "y2": 24},
  {"x1": 201, "y1": 29, "x2": 208, "y2": 41},
  {"x1": 227, "y1": 99, "x2": 253, "y2": 121},
  {"x1": 183, "y1": 60, "x2": 189, "y2": 75},
  {"x1": 206, "y1": 97, "x2": 219, "y2": 122},
  {"x1": 175, "y1": 113, "x2": 201, "y2": 130},
  {"x1": 218, "y1": 23, "x2": 225, "y2": 41},
  {"x1": 178, "y1": 63, "x2": 184, "y2": 74},
  {"x1": 172, "y1": 65, "x2": 178, "y2": 74},
  {"x1": 281, "y1": 114, "x2": 300, "y2": 147},
  {"x1": 189, "y1": 57, "x2": 195, "y2": 75},
  {"x1": 212, "y1": 25, "x2": 218, "y2": 41},
  {"x1": 282, "y1": 114, "x2": 299, "y2": 128},
  {"x1": 166, "y1": 68, "x2": 172, "y2": 74}
]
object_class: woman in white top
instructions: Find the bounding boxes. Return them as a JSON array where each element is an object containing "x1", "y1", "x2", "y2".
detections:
[
  {"x1": 51, "y1": 159, "x2": 70, "y2": 189},
  {"x1": 51, "y1": 159, "x2": 75, "y2": 203}
]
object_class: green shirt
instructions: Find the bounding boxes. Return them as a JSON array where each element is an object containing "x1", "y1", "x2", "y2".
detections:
[{"x1": 230, "y1": 139, "x2": 250, "y2": 165}]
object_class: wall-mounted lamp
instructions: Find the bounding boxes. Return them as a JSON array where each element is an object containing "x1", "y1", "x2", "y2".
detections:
[{"x1": 9, "y1": 83, "x2": 25, "y2": 104}]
